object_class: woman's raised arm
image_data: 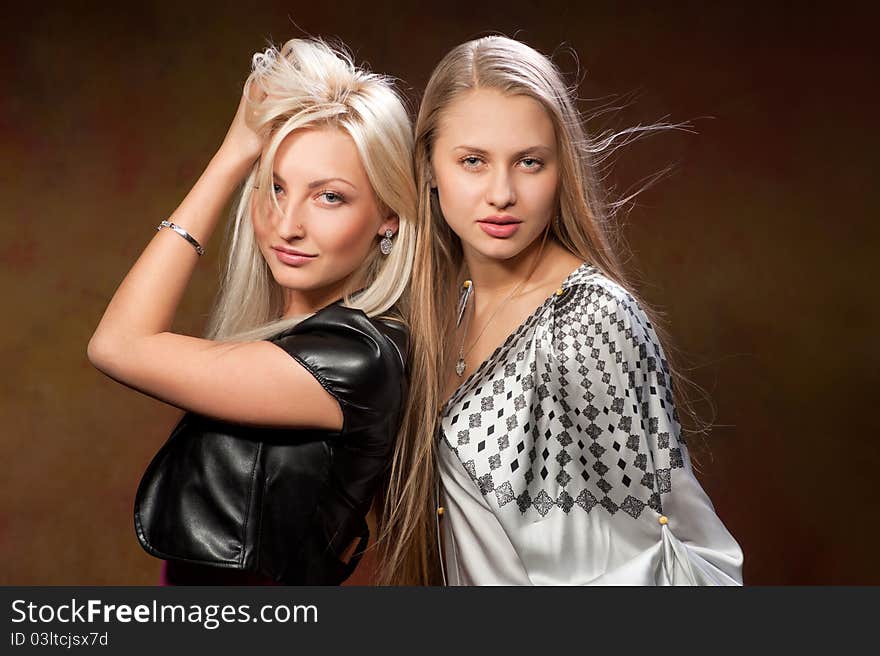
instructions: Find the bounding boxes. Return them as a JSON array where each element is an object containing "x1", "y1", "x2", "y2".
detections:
[{"x1": 86, "y1": 89, "x2": 344, "y2": 431}]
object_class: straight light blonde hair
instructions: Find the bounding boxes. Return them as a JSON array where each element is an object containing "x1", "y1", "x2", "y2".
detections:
[
  {"x1": 377, "y1": 35, "x2": 707, "y2": 585},
  {"x1": 204, "y1": 38, "x2": 417, "y2": 342}
]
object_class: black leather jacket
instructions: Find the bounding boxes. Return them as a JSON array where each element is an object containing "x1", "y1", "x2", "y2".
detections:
[{"x1": 134, "y1": 303, "x2": 408, "y2": 584}]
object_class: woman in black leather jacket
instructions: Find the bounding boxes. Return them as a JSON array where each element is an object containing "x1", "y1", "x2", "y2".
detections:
[{"x1": 87, "y1": 38, "x2": 416, "y2": 585}]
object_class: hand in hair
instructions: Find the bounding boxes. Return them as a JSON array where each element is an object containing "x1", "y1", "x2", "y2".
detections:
[{"x1": 218, "y1": 81, "x2": 267, "y2": 166}]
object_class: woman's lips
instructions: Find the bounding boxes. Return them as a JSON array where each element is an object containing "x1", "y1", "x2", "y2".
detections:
[
  {"x1": 478, "y1": 220, "x2": 522, "y2": 239},
  {"x1": 273, "y1": 248, "x2": 317, "y2": 267}
]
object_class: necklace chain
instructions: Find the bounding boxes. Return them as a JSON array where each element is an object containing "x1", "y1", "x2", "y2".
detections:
[
  {"x1": 455, "y1": 276, "x2": 530, "y2": 377},
  {"x1": 454, "y1": 223, "x2": 552, "y2": 378}
]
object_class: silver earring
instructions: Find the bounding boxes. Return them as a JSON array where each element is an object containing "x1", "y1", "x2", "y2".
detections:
[{"x1": 379, "y1": 229, "x2": 394, "y2": 255}]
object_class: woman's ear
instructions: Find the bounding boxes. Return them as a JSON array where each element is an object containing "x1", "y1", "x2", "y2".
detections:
[{"x1": 378, "y1": 213, "x2": 400, "y2": 237}]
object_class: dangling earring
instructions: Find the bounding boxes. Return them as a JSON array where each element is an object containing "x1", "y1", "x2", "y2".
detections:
[{"x1": 379, "y1": 229, "x2": 394, "y2": 255}]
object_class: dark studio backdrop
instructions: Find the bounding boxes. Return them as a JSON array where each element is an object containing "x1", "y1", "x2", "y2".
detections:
[{"x1": 1, "y1": 1, "x2": 876, "y2": 585}]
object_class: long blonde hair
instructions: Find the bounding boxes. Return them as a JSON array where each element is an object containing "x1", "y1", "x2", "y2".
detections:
[
  {"x1": 204, "y1": 38, "x2": 416, "y2": 342},
  {"x1": 377, "y1": 35, "x2": 707, "y2": 585}
]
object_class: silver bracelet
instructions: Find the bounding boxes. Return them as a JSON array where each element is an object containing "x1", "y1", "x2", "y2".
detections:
[{"x1": 156, "y1": 220, "x2": 205, "y2": 256}]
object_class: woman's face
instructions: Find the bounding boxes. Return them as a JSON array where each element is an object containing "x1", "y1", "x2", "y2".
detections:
[
  {"x1": 431, "y1": 88, "x2": 559, "y2": 263},
  {"x1": 252, "y1": 125, "x2": 396, "y2": 308}
]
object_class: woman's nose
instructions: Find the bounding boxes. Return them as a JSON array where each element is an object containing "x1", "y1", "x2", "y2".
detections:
[
  {"x1": 485, "y1": 169, "x2": 516, "y2": 209},
  {"x1": 276, "y1": 202, "x2": 306, "y2": 240}
]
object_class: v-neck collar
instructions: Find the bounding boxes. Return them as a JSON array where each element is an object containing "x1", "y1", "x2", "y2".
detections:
[{"x1": 440, "y1": 261, "x2": 597, "y2": 414}]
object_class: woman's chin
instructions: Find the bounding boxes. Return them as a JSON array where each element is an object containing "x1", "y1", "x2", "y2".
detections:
[
  {"x1": 273, "y1": 269, "x2": 359, "y2": 301},
  {"x1": 463, "y1": 235, "x2": 536, "y2": 263},
  {"x1": 270, "y1": 268, "x2": 317, "y2": 291}
]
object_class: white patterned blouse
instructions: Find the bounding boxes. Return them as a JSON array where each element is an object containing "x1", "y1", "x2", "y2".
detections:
[{"x1": 437, "y1": 262, "x2": 744, "y2": 585}]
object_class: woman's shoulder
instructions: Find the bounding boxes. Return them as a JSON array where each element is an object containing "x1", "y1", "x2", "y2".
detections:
[
  {"x1": 554, "y1": 263, "x2": 649, "y2": 328},
  {"x1": 547, "y1": 263, "x2": 663, "y2": 367},
  {"x1": 269, "y1": 302, "x2": 409, "y2": 430}
]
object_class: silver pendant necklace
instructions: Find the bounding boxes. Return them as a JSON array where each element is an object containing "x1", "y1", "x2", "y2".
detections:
[
  {"x1": 454, "y1": 224, "x2": 553, "y2": 377},
  {"x1": 455, "y1": 275, "x2": 531, "y2": 377},
  {"x1": 455, "y1": 280, "x2": 473, "y2": 377}
]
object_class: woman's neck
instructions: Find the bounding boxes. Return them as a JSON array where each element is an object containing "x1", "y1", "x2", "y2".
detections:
[
  {"x1": 461, "y1": 231, "x2": 550, "y2": 298},
  {"x1": 461, "y1": 237, "x2": 583, "y2": 301},
  {"x1": 282, "y1": 274, "x2": 362, "y2": 318}
]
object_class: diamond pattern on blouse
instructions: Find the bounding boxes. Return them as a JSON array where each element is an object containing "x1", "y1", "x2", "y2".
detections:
[{"x1": 440, "y1": 264, "x2": 687, "y2": 521}]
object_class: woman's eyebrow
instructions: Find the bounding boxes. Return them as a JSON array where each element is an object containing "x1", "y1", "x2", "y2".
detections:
[
  {"x1": 307, "y1": 177, "x2": 356, "y2": 190},
  {"x1": 451, "y1": 145, "x2": 553, "y2": 158},
  {"x1": 513, "y1": 145, "x2": 553, "y2": 158},
  {"x1": 271, "y1": 172, "x2": 357, "y2": 190},
  {"x1": 452, "y1": 145, "x2": 489, "y2": 156}
]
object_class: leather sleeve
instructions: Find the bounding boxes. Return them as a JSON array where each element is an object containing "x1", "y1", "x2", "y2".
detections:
[{"x1": 271, "y1": 305, "x2": 408, "y2": 434}]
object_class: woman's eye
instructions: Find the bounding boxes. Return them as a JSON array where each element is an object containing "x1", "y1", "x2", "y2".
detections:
[
  {"x1": 272, "y1": 183, "x2": 284, "y2": 195},
  {"x1": 519, "y1": 157, "x2": 543, "y2": 170},
  {"x1": 461, "y1": 156, "x2": 483, "y2": 168},
  {"x1": 318, "y1": 191, "x2": 344, "y2": 205}
]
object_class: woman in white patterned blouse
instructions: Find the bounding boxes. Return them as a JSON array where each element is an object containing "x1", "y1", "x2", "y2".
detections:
[{"x1": 378, "y1": 36, "x2": 743, "y2": 586}]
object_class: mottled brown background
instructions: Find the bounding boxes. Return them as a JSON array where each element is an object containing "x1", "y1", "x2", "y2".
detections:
[{"x1": 1, "y1": 1, "x2": 876, "y2": 585}]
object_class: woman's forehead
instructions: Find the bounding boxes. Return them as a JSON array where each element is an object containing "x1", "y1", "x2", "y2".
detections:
[
  {"x1": 273, "y1": 126, "x2": 368, "y2": 188},
  {"x1": 435, "y1": 88, "x2": 555, "y2": 152}
]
